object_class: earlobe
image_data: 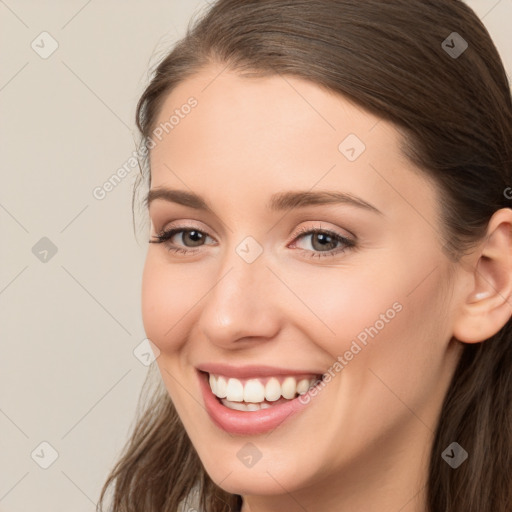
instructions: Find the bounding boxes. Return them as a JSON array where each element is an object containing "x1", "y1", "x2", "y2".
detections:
[{"x1": 452, "y1": 208, "x2": 512, "y2": 344}]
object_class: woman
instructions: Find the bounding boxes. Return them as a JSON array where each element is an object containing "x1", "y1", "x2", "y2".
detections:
[{"x1": 98, "y1": 1, "x2": 512, "y2": 511}]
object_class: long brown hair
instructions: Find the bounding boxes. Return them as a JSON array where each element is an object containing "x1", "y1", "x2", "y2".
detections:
[{"x1": 98, "y1": 1, "x2": 512, "y2": 510}]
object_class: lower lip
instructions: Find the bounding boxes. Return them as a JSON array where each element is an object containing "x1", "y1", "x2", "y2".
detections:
[{"x1": 197, "y1": 371, "x2": 312, "y2": 435}]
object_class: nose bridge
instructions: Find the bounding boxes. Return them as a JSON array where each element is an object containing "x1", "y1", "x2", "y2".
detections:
[{"x1": 198, "y1": 238, "x2": 281, "y2": 344}]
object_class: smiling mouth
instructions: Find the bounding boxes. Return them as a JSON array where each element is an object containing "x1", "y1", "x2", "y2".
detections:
[{"x1": 203, "y1": 371, "x2": 322, "y2": 411}]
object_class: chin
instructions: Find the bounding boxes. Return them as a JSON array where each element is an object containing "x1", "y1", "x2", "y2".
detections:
[
  {"x1": 196, "y1": 446, "x2": 314, "y2": 497},
  {"x1": 208, "y1": 467, "x2": 300, "y2": 496}
]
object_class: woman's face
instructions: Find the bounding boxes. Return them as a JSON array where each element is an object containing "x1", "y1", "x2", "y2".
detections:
[{"x1": 142, "y1": 65, "x2": 464, "y2": 505}]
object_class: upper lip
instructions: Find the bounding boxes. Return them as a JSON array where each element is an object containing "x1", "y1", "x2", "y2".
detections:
[{"x1": 196, "y1": 363, "x2": 322, "y2": 379}]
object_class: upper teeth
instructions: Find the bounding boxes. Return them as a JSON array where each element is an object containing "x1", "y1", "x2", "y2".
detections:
[{"x1": 208, "y1": 374, "x2": 317, "y2": 403}]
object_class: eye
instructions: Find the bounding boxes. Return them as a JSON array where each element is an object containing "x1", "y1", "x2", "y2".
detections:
[
  {"x1": 149, "y1": 226, "x2": 215, "y2": 254},
  {"x1": 290, "y1": 225, "x2": 355, "y2": 258},
  {"x1": 149, "y1": 223, "x2": 355, "y2": 259}
]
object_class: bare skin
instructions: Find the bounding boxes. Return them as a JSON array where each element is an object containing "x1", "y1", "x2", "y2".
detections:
[{"x1": 141, "y1": 64, "x2": 512, "y2": 512}]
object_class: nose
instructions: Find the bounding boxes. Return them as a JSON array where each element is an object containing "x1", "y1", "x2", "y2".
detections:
[{"x1": 197, "y1": 246, "x2": 282, "y2": 349}]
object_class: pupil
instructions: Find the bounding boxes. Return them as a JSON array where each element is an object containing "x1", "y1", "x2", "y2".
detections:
[
  {"x1": 312, "y1": 233, "x2": 336, "y2": 251},
  {"x1": 186, "y1": 230, "x2": 204, "y2": 246}
]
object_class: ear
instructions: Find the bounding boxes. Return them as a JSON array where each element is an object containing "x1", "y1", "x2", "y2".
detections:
[{"x1": 453, "y1": 208, "x2": 512, "y2": 343}]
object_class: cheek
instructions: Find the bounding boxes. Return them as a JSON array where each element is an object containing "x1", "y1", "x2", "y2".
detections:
[
  {"x1": 277, "y1": 263, "x2": 402, "y2": 357},
  {"x1": 341, "y1": 265, "x2": 452, "y2": 436},
  {"x1": 367, "y1": 270, "x2": 453, "y2": 395},
  {"x1": 141, "y1": 253, "x2": 199, "y2": 354},
  {"x1": 287, "y1": 252, "x2": 451, "y2": 400},
  {"x1": 279, "y1": 260, "x2": 452, "y2": 460},
  {"x1": 287, "y1": 248, "x2": 449, "y2": 363},
  {"x1": 141, "y1": 254, "x2": 206, "y2": 418}
]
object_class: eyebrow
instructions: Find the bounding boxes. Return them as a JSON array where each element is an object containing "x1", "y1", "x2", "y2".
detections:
[{"x1": 145, "y1": 188, "x2": 382, "y2": 215}]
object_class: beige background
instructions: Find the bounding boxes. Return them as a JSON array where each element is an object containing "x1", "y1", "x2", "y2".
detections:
[{"x1": 0, "y1": 1, "x2": 510, "y2": 511}]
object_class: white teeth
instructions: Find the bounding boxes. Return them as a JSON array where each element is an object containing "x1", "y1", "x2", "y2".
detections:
[
  {"x1": 216, "y1": 376, "x2": 227, "y2": 398},
  {"x1": 265, "y1": 377, "x2": 282, "y2": 401},
  {"x1": 209, "y1": 374, "x2": 228, "y2": 399},
  {"x1": 296, "y1": 378, "x2": 311, "y2": 395},
  {"x1": 221, "y1": 399, "x2": 273, "y2": 411},
  {"x1": 209, "y1": 374, "x2": 216, "y2": 393},
  {"x1": 281, "y1": 376, "x2": 297, "y2": 399},
  {"x1": 244, "y1": 379, "x2": 265, "y2": 403},
  {"x1": 208, "y1": 373, "x2": 318, "y2": 404},
  {"x1": 226, "y1": 378, "x2": 244, "y2": 402},
  {"x1": 222, "y1": 399, "x2": 249, "y2": 411}
]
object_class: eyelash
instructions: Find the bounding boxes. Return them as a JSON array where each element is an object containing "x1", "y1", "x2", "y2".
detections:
[{"x1": 149, "y1": 224, "x2": 355, "y2": 259}]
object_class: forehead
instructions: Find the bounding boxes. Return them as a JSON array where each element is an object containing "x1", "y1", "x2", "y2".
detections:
[{"x1": 148, "y1": 64, "x2": 438, "y2": 222}]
